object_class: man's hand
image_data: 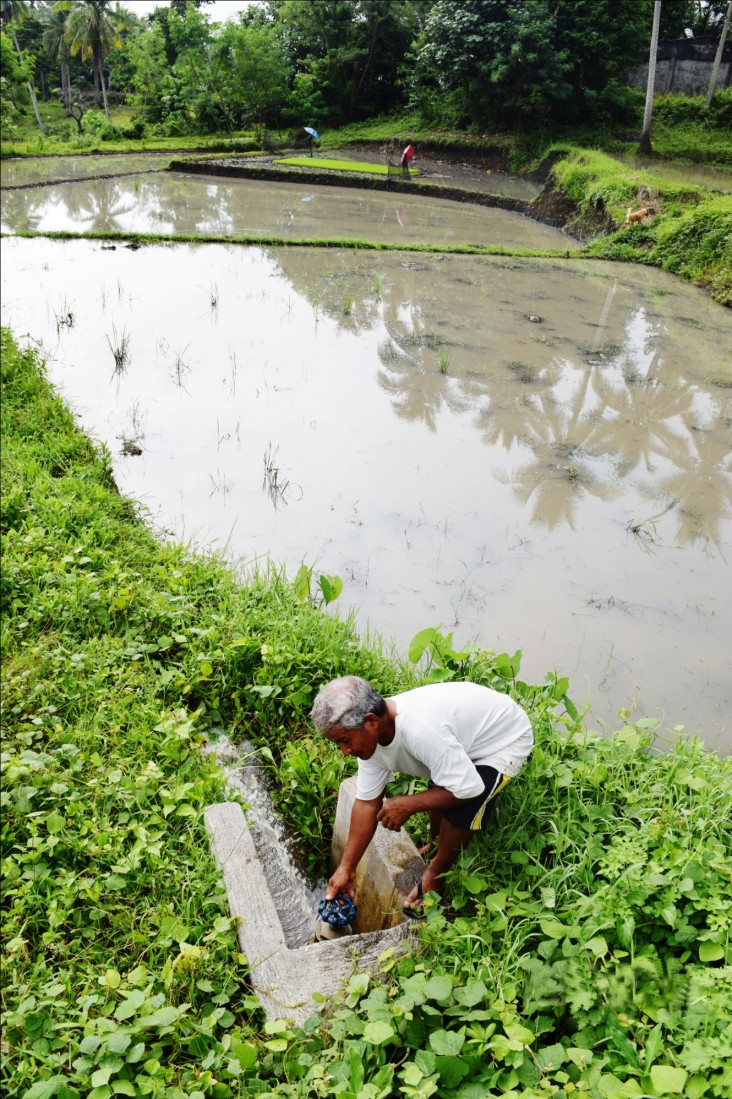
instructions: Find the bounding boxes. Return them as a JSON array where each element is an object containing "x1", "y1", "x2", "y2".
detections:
[
  {"x1": 325, "y1": 864, "x2": 355, "y2": 901},
  {"x1": 376, "y1": 796, "x2": 414, "y2": 831}
]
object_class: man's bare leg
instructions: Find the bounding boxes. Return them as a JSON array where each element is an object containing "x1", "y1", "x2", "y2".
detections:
[
  {"x1": 405, "y1": 818, "x2": 472, "y2": 908},
  {"x1": 417, "y1": 808, "x2": 444, "y2": 858}
]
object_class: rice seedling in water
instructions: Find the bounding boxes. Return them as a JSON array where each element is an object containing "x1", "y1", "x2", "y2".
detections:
[
  {"x1": 228, "y1": 348, "x2": 238, "y2": 397},
  {"x1": 262, "y1": 442, "x2": 291, "y2": 508},
  {"x1": 124, "y1": 398, "x2": 146, "y2": 445},
  {"x1": 439, "y1": 349, "x2": 450, "y2": 374},
  {"x1": 107, "y1": 323, "x2": 130, "y2": 382},
  {"x1": 342, "y1": 293, "x2": 354, "y2": 316},
  {"x1": 53, "y1": 296, "x2": 74, "y2": 333},
  {"x1": 171, "y1": 343, "x2": 191, "y2": 388},
  {"x1": 208, "y1": 470, "x2": 232, "y2": 498},
  {"x1": 216, "y1": 418, "x2": 230, "y2": 451},
  {"x1": 209, "y1": 283, "x2": 219, "y2": 311}
]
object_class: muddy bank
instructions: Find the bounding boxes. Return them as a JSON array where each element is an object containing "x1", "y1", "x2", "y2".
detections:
[{"x1": 530, "y1": 179, "x2": 612, "y2": 239}]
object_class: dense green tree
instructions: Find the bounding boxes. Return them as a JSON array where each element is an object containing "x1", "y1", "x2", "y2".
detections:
[
  {"x1": 554, "y1": 0, "x2": 654, "y2": 123},
  {"x1": 126, "y1": 17, "x2": 174, "y2": 125},
  {"x1": 169, "y1": 0, "x2": 213, "y2": 14},
  {"x1": 269, "y1": 0, "x2": 419, "y2": 125},
  {"x1": 215, "y1": 19, "x2": 290, "y2": 133},
  {"x1": 414, "y1": 0, "x2": 654, "y2": 129},
  {"x1": 0, "y1": 26, "x2": 28, "y2": 133},
  {"x1": 687, "y1": 0, "x2": 732, "y2": 33},
  {"x1": 143, "y1": 0, "x2": 212, "y2": 67},
  {"x1": 0, "y1": 0, "x2": 45, "y2": 131},
  {"x1": 416, "y1": 0, "x2": 570, "y2": 127},
  {"x1": 165, "y1": 2, "x2": 233, "y2": 131}
]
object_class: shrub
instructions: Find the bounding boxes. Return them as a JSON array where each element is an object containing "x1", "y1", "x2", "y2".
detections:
[
  {"x1": 653, "y1": 89, "x2": 732, "y2": 130},
  {"x1": 82, "y1": 109, "x2": 123, "y2": 141}
]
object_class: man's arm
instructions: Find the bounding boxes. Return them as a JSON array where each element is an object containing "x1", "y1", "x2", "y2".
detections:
[
  {"x1": 376, "y1": 785, "x2": 462, "y2": 831},
  {"x1": 326, "y1": 794, "x2": 383, "y2": 900}
]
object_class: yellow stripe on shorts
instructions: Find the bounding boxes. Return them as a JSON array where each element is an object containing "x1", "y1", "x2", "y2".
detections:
[{"x1": 470, "y1": 773, "x2": 511, "y2": 831}]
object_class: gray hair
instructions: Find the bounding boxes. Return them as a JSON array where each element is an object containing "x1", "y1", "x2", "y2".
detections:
[{"x1": 310, "y1": 675, "x2": 385, "y2": 732}]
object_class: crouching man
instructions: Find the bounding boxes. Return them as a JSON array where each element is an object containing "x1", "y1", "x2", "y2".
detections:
[{"x1": 310, "y1": 675, "x2": 533, "y2": 914}]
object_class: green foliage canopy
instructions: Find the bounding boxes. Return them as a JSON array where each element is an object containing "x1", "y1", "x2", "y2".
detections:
[{"x1": 415, "y1": 0, "x2": 656, "y2": 128}]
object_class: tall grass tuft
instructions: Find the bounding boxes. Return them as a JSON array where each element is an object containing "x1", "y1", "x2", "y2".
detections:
[{"x1": 106, "y1": 322, "x2": 130, "y2": 379}]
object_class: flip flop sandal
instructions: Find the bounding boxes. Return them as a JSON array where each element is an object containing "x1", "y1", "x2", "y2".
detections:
[{"x1": 402, "y1": 878, "x2": 425, "y2": 919}]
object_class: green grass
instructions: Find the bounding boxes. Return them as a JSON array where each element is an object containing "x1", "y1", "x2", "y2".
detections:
[
  {"x1": 1, "y1": 227, "x2": 581, "y2": 261},
  {"x1": 274, "y1": 156, "x2": 418, "y2": 176},
  {"x1": 548, "y1": 147, "x2": 732, "y2": 304},
  {"x1": 3, "y1": 327, "x2": 732, "y2": 1097}
]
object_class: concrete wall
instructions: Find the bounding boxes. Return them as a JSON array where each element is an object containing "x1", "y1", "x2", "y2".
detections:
[
  {"x1": 204, "y1": 780, "x2": 424, "y2": 1024},
  {"x1": 628, "y1": 36, "x2": 732, "y2": 95}
]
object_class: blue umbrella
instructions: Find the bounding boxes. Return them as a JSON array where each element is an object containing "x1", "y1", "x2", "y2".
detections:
[{"x1": 303, "y1": 126, "x2": 320, "y2": 141}]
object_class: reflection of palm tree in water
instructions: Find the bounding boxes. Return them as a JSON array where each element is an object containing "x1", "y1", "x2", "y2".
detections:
[
  {"x1": 654, "y1": 409, "x2": 732, "y2": 549},
  {"x1": 489, "y1": 302, "x2": 730, "y2": 537},
  {"x1": 499, "y1": 345, "x2": 698, "y2": 531},
  {"x1": 55, "y1": 179, "x2": 137, "y2": 233},
  {"x1": 498, "y1": 380, "x2": 620, "y2": 530},
  {"x1": 0, "y1": 189, "x2": 51, "y2": 233},
  {"x1": 472, "y1": 359, "x2": 563, "y2": 451},
  {"x1": 377, "y1": 302, "x2": 466, "y2": 431},
  {"x1": 238, "y1": 250, "x2": 731, "y2": 541},
  {"x1": 587, "y1": 355, "x2": 693, "y2": 478}
]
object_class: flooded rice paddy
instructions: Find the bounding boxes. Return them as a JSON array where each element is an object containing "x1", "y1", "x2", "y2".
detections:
[
  {"x1": 2, "y1": 224, "x2": 730, "y2": 751},
  {"x1": 0, "y1": 171, "x2": 578, "y2": 249},
  {"x1": 2, "y1": 158, "x2": 730, "y2": 750},
  {"x1": 0, "y1": 151, "x2": 175, "y2": 189}
]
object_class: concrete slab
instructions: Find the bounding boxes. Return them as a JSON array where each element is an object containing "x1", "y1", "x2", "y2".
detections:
[{"x1": 205, "y1": 793, "x2": 423, "y2": 1025}]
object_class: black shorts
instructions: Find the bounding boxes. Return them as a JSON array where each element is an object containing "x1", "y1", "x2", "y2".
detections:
[{"x1": 429, "y1": 766, "x2": 511, "y2": 831}]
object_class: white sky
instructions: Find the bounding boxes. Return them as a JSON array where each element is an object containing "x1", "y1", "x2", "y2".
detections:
[{"x1": 122, "y1": 1, "x2": 262, "y2": 23}]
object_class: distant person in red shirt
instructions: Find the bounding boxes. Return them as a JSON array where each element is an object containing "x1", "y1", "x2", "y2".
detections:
[{"x1": 400, "y1": 142, "x2": 415, "y2": 176}]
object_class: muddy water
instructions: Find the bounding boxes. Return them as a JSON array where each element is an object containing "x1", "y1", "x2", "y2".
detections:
[
  {"x1": 0, "y1": 152, "x2": 175, "y2": 189},
  {"x1": 0, "y1": 172, "x2": 580, "y2": 250},
  {"x1": 2, "y1": 236, "x2": 730, "y2": 751}
]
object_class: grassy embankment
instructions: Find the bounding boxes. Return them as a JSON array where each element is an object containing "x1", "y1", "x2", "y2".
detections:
[
  {"x1": 545, "y1": 147, "x2": 732, "y2": 306},
  {"x1": 3, "y1": 329, "x2": 732, "y2": 1097}
]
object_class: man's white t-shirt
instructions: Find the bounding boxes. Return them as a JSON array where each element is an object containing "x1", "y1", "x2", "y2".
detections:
[{"x1": 355, "y1": 681, "x2": 533, "y2": 801}]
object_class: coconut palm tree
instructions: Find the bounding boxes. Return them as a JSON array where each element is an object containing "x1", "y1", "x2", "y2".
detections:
[
  {"x1": 56, "y1": 0, "x2": 124, "y2": 120},
  {"x1": 0, "y1": 0, "x2": 46, "y2": 132},
  {"x1": 638, "y1": 0, "x2": 661, "y2": 155},
  {"x1": 40, "y1": 2, "x2": 71, "y2": 111}
]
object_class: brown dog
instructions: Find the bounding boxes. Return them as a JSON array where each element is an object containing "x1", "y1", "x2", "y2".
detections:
[{"x1": 625, "y1": 206, "x2": 654, "y2": 226}]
